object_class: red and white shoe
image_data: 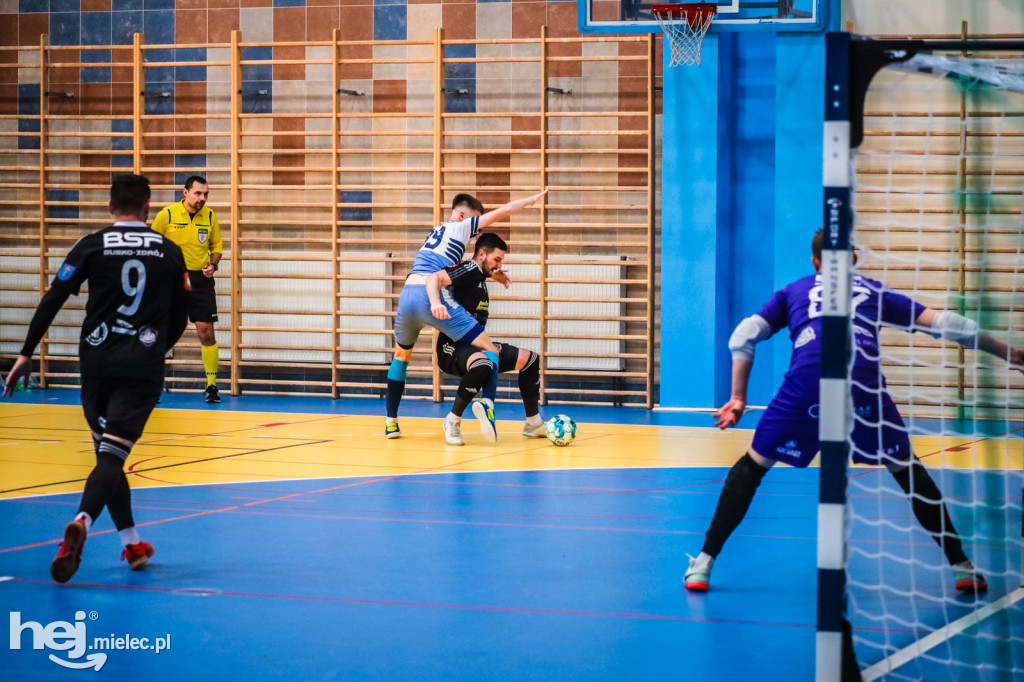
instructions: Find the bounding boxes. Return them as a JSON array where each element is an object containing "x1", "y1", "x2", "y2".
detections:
[
  {"x1": 121, "y1": 541, "x2": 155, "y2": 570},
  {"x1": 953, "y1": 561, "x2": 988, "y2": 595},
  {"x1": 51, "y1": 519, "x2": 87, "y2": 584},
  {"x1": 683, "y1": 553, "x2": 714, "y2": 592}
]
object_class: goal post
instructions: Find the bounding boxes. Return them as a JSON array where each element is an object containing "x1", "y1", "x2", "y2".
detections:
[{"x1": 818, "y1": 32, "x2": 1024, "y2": 682}]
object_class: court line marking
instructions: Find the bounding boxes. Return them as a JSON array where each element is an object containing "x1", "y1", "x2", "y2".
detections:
[
  {"x1": 0, "y1": 445, "x2": 528, "y2": 553},
  {"x1": 4, "y1": 577, "x2": 815, "y2": 629},
  {"x1": 861, "y1": 586, "x2": 1024, "y2": 681},
  {"x1": 0, "y1": 576, "x2": 12, "y2": 582},
  {"x1": 0, "y1": 439, "x2": 329, "y2": 495}
]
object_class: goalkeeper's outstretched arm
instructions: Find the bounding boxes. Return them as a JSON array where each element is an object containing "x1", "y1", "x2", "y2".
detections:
[{"x1": 915, "y1": 308, "x2": 1024, "y2": 373}]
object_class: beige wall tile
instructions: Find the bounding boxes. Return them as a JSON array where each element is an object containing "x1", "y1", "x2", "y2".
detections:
[
  {"x1": 477, "y1": 2, "x2": 512, "y2": 41},
  {"x1": 406, "y1": 40, "x2": 435, "y2": 83},
  {"x1": 273, "y1": 79, "x2": 307, "y2": 114},
  {"x1": 239, "y1": 8, "x2": 274, "y2": 44},
  {"x1": 19, "y1": 48, "x2": 41, "y2": 84},
  {"x1": 407, "y1": 4, "x2": 442, "y2": 45},
  {"x1": 372, "y1": 44, "x2": 407, "y2": 82},
  {"x1": 404, "y1": 76, "x2": 434, "y2": 115},
  {"x1": 305, "y1": 45, "x2": 333, "y2": 82},
  {"x1": 582, "y1": 42, "x2": 618, "y2": 81}
]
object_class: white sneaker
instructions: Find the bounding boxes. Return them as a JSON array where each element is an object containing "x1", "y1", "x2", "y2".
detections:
[
  {"x1": 522, "y1": 417, "x2": 546, "y2": 438},
  {"x1": 683, "y1": 553, "x2": 714, "y2": 592},
  {"x1": 471, "y1": 398, "x2": 497, "y2": 443},
  {"x1": 443, "y1": 415, "x2": 464, "y2": 446}
]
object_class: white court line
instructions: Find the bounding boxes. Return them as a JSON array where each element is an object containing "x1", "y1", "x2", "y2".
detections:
[
  {"x1": 861, "y1": 587, "x2": 1024, "y2": 681},
  {"x1": 0, "y1": 576, "x2": 13, "y2": 583}
]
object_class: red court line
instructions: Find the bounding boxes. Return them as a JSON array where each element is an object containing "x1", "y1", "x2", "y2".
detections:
[
  {"x1": 102, "y1": 499, "x2": 729, "y2": 522},
  {"x1": 0, "y1": 447, "x2": 520, "y2": 554},
  {"x1": 849, "y1": 427, "x2": 1024, "y2": 481},
  {"x1": 4, "y1": 577, "x2": 815, "y2": 629},
  {"x1": 207, "y1": 507, "x2": 707, "y2": 536},
  {"x1": 128, "y1": 456, "x2": 164, "y2": 471}
]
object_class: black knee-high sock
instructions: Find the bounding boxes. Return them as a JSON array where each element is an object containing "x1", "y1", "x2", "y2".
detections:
[
  {"x1": 453, "y1": 358, "x2": 492, "y2": 417},
  {"x1": 518, "y1": 351, "x2": 541, "y2": 418},
  {"x1": 385, "y1": 359, "x2": 408, "y2": 419},
  {"x1": 78, "y1": 440, "x2": 130, "y2": 524},
  {"x1": 701, "y1": 453, "x2": 770, "y2": 558},
  {"x1": 890, "y1": 458, "x2": 968, "y2": 566},
  {"x1": 90, "y1": 437, "x2": 134, "y2": 530},
  {"x1": 107, "y1": 472, "x2": 135, "y2": 531},
  {"x1": 386, "y1": 379, "x2": 404, "y2": 419}
]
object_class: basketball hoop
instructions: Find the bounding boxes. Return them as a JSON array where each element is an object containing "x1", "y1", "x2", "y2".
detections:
[{"x1": 651, "y1": 3, "x2": 718, "y2": 67}]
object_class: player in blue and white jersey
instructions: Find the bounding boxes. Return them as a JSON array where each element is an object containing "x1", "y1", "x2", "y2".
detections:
[
  {"x1": 385, "y1": 189, "x2": 548, "y2": 440},
  {"x1": 425, "y1": 233, "x2": 548, "y2": 445},
  {"x1": 683, "y1": 229, "x2": 1024, "y2": 594}
]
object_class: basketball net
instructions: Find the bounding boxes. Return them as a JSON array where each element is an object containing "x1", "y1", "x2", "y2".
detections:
[{"x1": 652, "y1": 3, "x2": 717, "y2": 67}]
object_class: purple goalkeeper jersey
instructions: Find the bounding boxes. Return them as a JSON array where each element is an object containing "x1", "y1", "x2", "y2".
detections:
[{"x1": 756, "y1": 273, "x2": 927, "y2": 382}]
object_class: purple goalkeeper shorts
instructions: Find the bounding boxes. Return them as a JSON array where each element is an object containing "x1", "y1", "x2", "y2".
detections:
[{"x1": 750, "y1": 367, "x2": 913, "y2": 468}]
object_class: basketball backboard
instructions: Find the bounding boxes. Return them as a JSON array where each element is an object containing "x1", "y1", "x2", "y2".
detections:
[{"x1": 579, "y1": 0, "x2": 826, "y2": 33}]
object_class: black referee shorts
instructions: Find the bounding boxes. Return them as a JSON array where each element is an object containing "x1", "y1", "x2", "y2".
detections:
[
  {"x1": 81, "y1": 375, "x2": 163, "y2": 444},
  {"x1": 187, "y1": 270, "x2": 218, "y2": 323},
  {"x1": 437, "y1": 341, "x2": 519, "y2": 377}
]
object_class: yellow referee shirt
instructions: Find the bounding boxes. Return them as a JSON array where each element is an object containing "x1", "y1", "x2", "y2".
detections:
[{"x1": 151, "y1": 201, "x2": 222, "y2": 271}]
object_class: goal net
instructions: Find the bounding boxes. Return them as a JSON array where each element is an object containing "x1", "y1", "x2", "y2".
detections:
[{"x1": 820, "y1": 35, "x2": 1024, "y2": 682}]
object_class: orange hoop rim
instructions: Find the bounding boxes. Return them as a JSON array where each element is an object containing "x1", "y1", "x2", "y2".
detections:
[{"x1": 650, "y1": 2, "x2": 718, "y2": 26}]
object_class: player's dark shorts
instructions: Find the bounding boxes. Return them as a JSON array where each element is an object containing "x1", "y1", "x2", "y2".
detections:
[
  {"x1": 81, "y1": 375, "x2": 163, "y2": 447},
  {"x1": 751, "y1": 367, "x2": 912, "y2": 468},
  {"x1": 187, "y1": 270, "x2": 218, "y2": 323},
  {"x1": 437, "y1": 340, "x2": 519, "y2": 377}
]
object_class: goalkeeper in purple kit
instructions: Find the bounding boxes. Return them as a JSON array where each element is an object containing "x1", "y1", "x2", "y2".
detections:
[{"x1": 684, "y1": 229, "x2": 1024, "y2": 594}]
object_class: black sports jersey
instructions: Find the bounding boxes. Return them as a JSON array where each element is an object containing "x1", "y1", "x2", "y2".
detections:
[
  {"x1": 22, "y1": 222, "x2": 190, "y2": 378},
  {"x1": 436, "y1": 260, "x2": 489, "y2": 351},
  {"x1": 447, "y1": 260, "x2": 490, "y2": 326}
]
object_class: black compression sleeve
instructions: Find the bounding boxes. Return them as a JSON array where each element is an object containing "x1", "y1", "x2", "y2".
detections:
[{"x1": 20, "y1": 287, "x2": 72, "y2": 357}]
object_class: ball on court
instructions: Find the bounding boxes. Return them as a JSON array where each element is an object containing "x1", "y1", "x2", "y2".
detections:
[{"x1": 546, "y1": 414, "x2": 577, "y2": 446}]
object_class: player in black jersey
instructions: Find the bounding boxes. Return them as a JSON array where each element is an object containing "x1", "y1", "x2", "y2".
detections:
[
  {"x1": 426, "y1": 233, "x2": 546, "y2": 445},
  {"x1": 2, "y1": 174, "x2": 190, "y2": 583}
]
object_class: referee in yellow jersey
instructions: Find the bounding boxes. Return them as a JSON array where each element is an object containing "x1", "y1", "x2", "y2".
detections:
[{"x1": 150, "y1": 176, "x2": 223, "y2": 403}]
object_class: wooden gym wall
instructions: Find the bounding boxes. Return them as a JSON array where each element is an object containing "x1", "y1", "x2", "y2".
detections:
[{"x1": 0, "y1": 29, "x2": 658, "y2": 407}]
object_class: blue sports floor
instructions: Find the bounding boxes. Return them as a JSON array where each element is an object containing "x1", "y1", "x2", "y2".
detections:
[{"x1": 1, "y1": 389, "x2": 1021, "y2": 680}]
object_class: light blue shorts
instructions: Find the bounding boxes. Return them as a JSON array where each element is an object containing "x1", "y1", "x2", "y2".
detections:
[{"x1": 393, "y1": 284, "x2": 484, "y2": 350}]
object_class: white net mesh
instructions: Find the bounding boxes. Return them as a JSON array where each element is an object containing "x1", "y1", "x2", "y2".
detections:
[
  {"x1": 847, "y1": 53, "x2": 1024, "y2": 681},
  {"x1": 654, "y1": 5, "x2": 716, "y2": 67}
]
